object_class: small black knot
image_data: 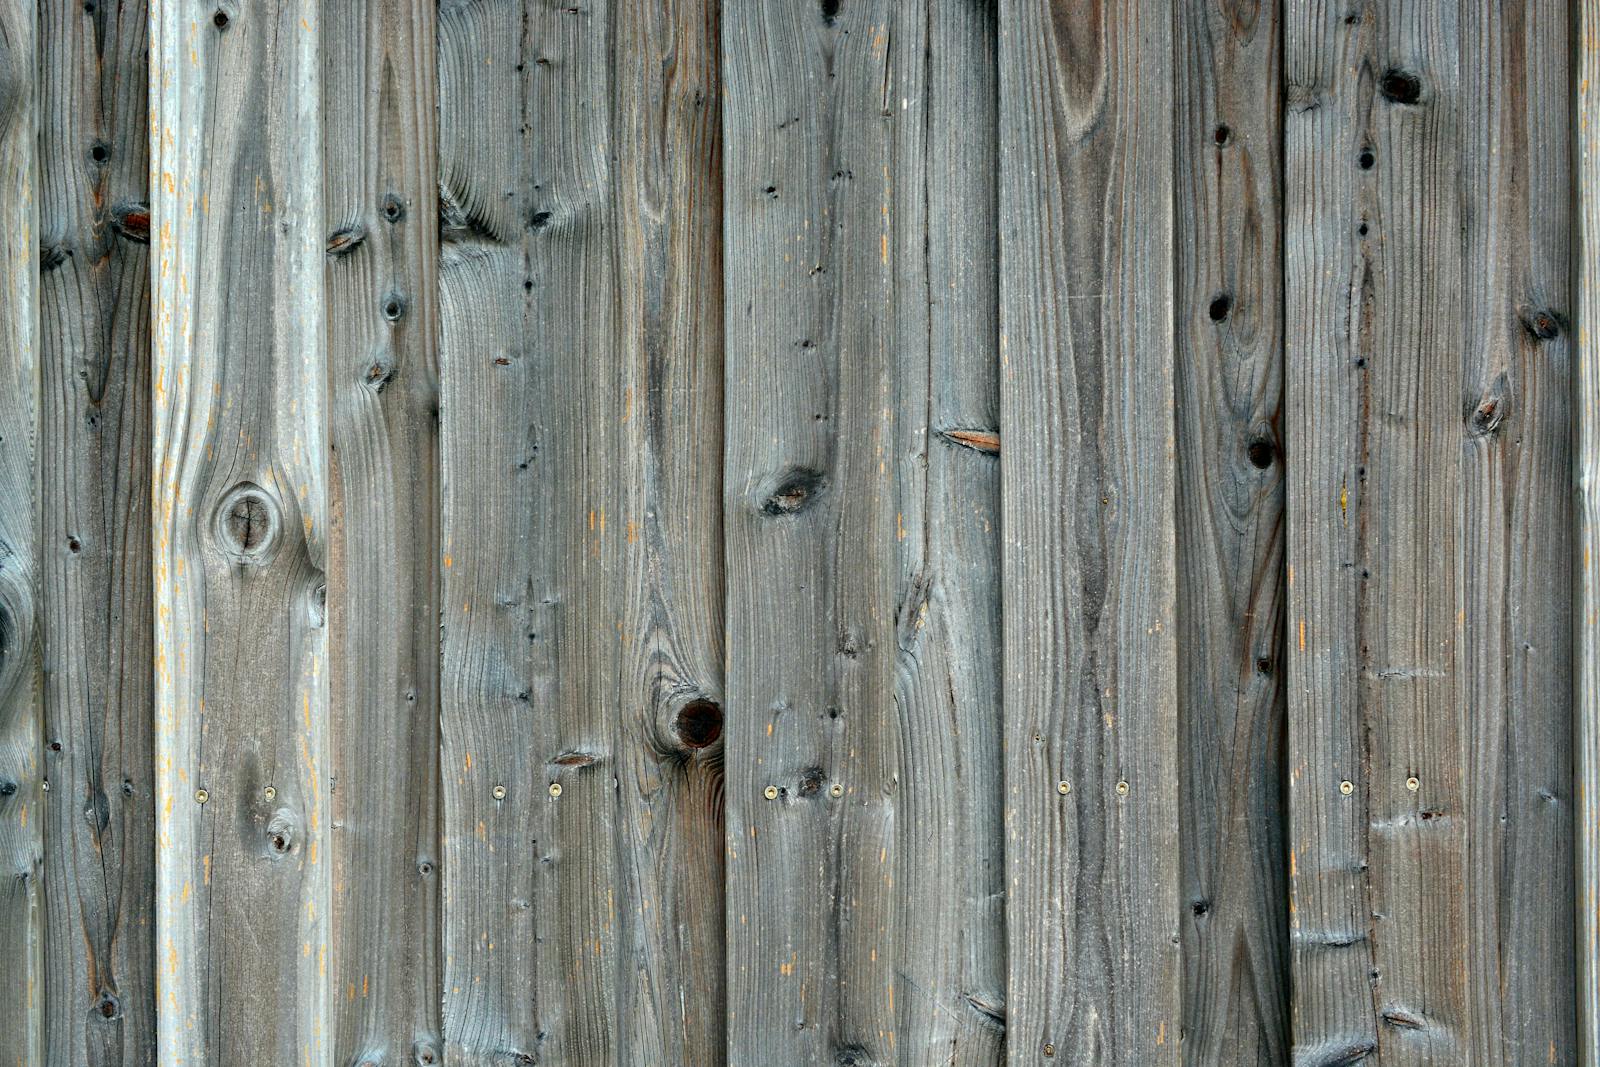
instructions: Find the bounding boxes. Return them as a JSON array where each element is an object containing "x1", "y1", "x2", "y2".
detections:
[
  {"x1": 1191, "y1": 898, "x2": 1210, "y2": 917},
  {"x1": 0, "y1": 781, "x2": 15, "y2": 797},
  {"x1": 1212, "y1": 124, "x2": 1231, "y2": 147},
  {"x1": 212, "y1": 8, "x2": 229, "y2": 29},
  {"x1": 761, "y1": 468, "x2": 825, "y2": 516},
  {"x1": 1246, "y1": 438, "x2": 1275, "y2": 469},
  {"x1": 95, "y1": 990, "x2": 121, "y2": 1020},
  {"x1": 1208, "y1": 293, "x2": 1232, "y2": 322},
  {"x1": 821, "y1": 0, "x2": 841, "y2": 23},
  {"x1": 1358, "y1": 148, "x2": 1375, "y2": 170},
  {"x1": 417, "y1": 860, "x2": 434, "y2": 877},
  {"x1": 1357, "y1": 222, "x2": 1369, "y2": 237},
  {"x1": 381, "y1": 194, "x2": 406, "y2": 223},
  {"x1": 48, "y1": 741, "x2": 62, "y2": 753},
  {"x1": 66, "y1": 536, "x2": 81, "y2": 554},
  {"x1": 41, "y1": 242, "x2": 72, "y2": 273},
  {"x1": 382, "y1": 293, "x2": 407, "y2": 322},
  {"x1": 412, "y1": 1040, "x2": 441, "y2": 1066},
  {"x1": 798, "y1": 766, "x2": 825, "y2": 797},
  {"x1": 1255, "y1": 657, "x2": 1272, "y2": 676},
  {"x1": 1379, "y1": 69, "x2": 1422, "y2": 105},
  {"x1": 530, "y1": 210, "x2": 552, "y2": 229},
  {"x1": 89, "y1": 142, "x2": 110, "y2": 165},
  {"x1": 121, "y1": 779, "x2": 134, "y2": 797},
  {"x1": 673, "y1": 699, "x2": 723, "y2": 749},
  {"x1": 835, "y1": 1045, "x2": 871, "y2": 1066},
  {"x1": 762, "y1": 185, "x2": 779, "y2": 199},
  {"x1": 1466, "y1": 395, "x2": 1508, "y2": 438}
]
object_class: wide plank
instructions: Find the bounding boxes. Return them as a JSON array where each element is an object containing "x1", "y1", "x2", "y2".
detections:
[
  {"x1": 997, "y1": 0, "x2": 1180, "y2": 1062},
  {"x1": 150, "y1": 2, "x2": 331, "y2": 1061}
]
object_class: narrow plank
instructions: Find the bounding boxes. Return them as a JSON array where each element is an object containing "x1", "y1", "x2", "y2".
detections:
[
  {"x1": 150, "y1": 2, "x2": 331, "y2": 1062},
  {"x1": 1577, "y1": 3, "x2": 1600, "y2": 1062},
  {"x1": 321, "y1": 0, "x2": 442, "y2": 1061},
  {"x1": 1458, "y1": 0, "x2": 1574, "y2": 1060},
  {"x1": 0, "y1": 0, "x2": 41, "y2": 1062},
  {"x1": 721, "y1": 2, "x2": 899, "y2": 1061},
  {"x1": 610, "y1": 1, "x2": 727, "y2": 1060},
  {"x1": 997, "y1": 0, "x2": 1179, "y2": 1062},
  {"x1": 36, "y1": 2, "x2": 155, "y2": 1061},
  {"x1": 1284, "y1": 2, "x2": 1467, "y2": 1061},
  {"x1": 887, "y1": 2, "x2": 1007, "y2": 1063},
  {"x1": 1174, "y1": 0, "x2": 1290, "y2": 1059}
]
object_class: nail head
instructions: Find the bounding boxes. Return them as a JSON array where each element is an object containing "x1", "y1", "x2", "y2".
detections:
[
  {"x1": 829, "y1": 783, "x2": 843, "y2": 798},
  {"x1": 1340, "y1": 780, "x2": 1354, "y2": 795},
  {"x1": 1115, "y1": 780, "x2": 1129, "y2": 796},
  {"x1": 548, "y1": 782, "x2": 562, "y2": 798},
  {"x1": 492, "y1": 784, "x2": 507, "y2": 800},
  {"x1": 763, "y1": 785, "x2": 779, "y2": 800},
  {"x1": 263, "y1": 785, "x2": 276, "y2": 801},
  {"x1": 1406, "y1": 776, "x2": 1420, "y2": 792},
  {"x1": 195, "y1": 788, "x2": 209, "y2": 804},
  {"x1": 1057, "y1": 780, "x2": 1071, "y2": 795}
]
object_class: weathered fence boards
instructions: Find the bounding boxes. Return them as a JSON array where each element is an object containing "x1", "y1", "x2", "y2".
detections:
[{"x1": 0, "y1": 0, "x2": 1594, "y2": 1064}]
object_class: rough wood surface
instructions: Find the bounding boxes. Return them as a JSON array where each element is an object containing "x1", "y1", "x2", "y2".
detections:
[
  {"x1": 1174, "y1": 0, "x2": 1289, "y2": 1061},
  {"x1": 1579, "y1": 3, "x2": 1600, "y2": 1063},
  {"x1": 36, "y1": 1, "x2": 155, "y2": 1062},
  {"x1": 887, "y1": 3, "x2": 1006, "y2": 1065},
  {"x1": 997, "y1": 1, "x2": 1180, "y2": 1063},
  {"x1": 1284, "y1": 2, "x2": 1468, "y2": 1062},
  {"x1": 720, "y1": 2, "x2": 901, "y2": 1061},
  {"x1": 150, "y1": 2, "x2": 330, "y2": 1062},
  {"x1": 322, "y1": 0, "x2": 442, "y2": 1062},
  {"x1": 1458, "y1": 0, "x2": 1573, "y2": 1060},
  {"x1": 0, "y1": 0, "x2": 40, "y2": 1062},
  {"x1": 438, "y1": 0, "x2": 725, "y2": 1061}
]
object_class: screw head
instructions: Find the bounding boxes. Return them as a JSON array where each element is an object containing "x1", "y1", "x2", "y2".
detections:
[
  {"x1": 763, "y1": 785, "x2": 779, "y2": 800},
  {"x1": 492, "y1": 784, "x2": 507, "y2": 801},
  {"x1": 263, "y1": 786, "x2": 276, "y2": 801},
  {"x1": 1043, "y1": 1043, "x2": 1056, "y2": 1057},
  {"x1": 829, "y1": 783, "x2": 843, "y2": 798},
  {"x1": 1115, "y1": 780, "x2": 1129, "y2": 796},
  {"x1": 1057, "y1": 780, "x2": 1071, "y2": 795},
  {"x1": 548, "y1": 782, "x2": 562, "y2": 798},
  {"x1": 1340, "y1": 780, "x2": 1354, "y2": 795},
  {"x1": 1405, "y1": 776, "x2": 1420, "y2": 792},
  {"x1": 195, "y1": 788, "x2": 209, "y2": 804}
]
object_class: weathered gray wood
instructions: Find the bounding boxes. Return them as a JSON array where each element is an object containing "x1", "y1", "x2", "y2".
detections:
[
  {"x1": 1578, "y1": 4, "x2": 1600, "y2": 1063},
  {"x1": 1174, "y1": 0, "x2": 1289, "y2": 1061},
  {"x1": 36, "y1": 1, "x2": 155, "y2": 1062},
  {"x1": 887, "y1": 3, "x2": 1006, "y2": 1063},
  {"x1": 439, "y1": 0, "x2": 725, "y2": 1061},
  {"x1": 150, "y1": 1, "x2": 330, "y2": 1061},
  {"x1": 997, "y1": 1, "x2": 1179, "y2": 1063},
  {"x1": 1284, "y1": 2, "x2": 1467, "y2": 1061},
  {"x1": 1459, "y1": 0, "x2": 1573, "y2": 1060},
  {"x1": 720, "y1": 2, "x2": 901, "y2": 1061},
  {"x1": 0, "y1": 0, "x2": 41, "y2": 1062},
  {"x1": 322, "y1": 1, "x2": 441, "y2": 1062}
]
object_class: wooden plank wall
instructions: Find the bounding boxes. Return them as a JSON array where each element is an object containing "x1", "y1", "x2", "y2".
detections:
[{"x1": 0, "y1": 0, "x2": 1586, "y2": 1064}]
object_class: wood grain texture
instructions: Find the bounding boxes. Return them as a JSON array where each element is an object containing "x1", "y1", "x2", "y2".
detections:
[
  {"x1": 720, "y1": 2, "x2": 901, "y2": 1062},
  {"x1": 1284, "y1": 2, "x2": 1467, "y2": 1062},
  {"x1": 36, "y1": 1, "x2": 155, "y2": 1063},
  {"x1": 0, "y1": 0, "x2": 40, "y2": 1062},
  {"x1": 997, "y1": 1, "x2": 1179, "y2": 1063},
  {"x1": 1458, "y1": 0, "x2": 1574, "y2": 1061},
  {"x1": 1579, "y1": 4, "x2": 1600, "y2": 1064},
  {"x1": 150, "y1": 1, "x2": 330, "y2": 1062},
  {"x1": 438, "y1": 0, "x2": 725, "y2": 1061},
  {"x1": 1174, "y1": 0, "x2": 1289, "y2": 1061},
  {"x1": 322, "y1": 0, "x2": 441, "y2": 1062},
  {"x1": 888, "y1": 2, "x2": 1006, "y2": 1065}
]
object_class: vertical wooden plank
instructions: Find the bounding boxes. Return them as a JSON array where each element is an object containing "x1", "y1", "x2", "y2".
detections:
[
  {"x1": 997, "y1": 0, "x2": 1179, "y2": 1063},
  {"x1": 1459, "y1": 0, "x2": 1574, "y2": 1061},
  {"x1": 888, "y1": 2, "x2": 1006, "y2": 1064},
  {"x1": 36, "y1": 2, "x2": 156, "y2": 1062},
  {"x1": 0, "y1": 0, "x2": 40, "y2": 1061},
  {"x1": 721, "y1": 1, "x2": 898, "y2": 1062},
  {"x1": 151, "y1": 0, "x2": 330, "y2": 1061},
  {"x1": 1578, "y1": 3, "x2": 1600, "y2": 1062},
  {"x1": 438, "y1": 2, "x2": 618, "y2": 1060},
  {"x1": 1285, "y1": 1, "x2": 1468, "y2": 1062},
  {"x1": 322, "y1": 0, "x2": 441, "y2": 1062},
  {"x1": 611, "y1": 1, "x2": 727, "y2": 1060},
  {"x1": 1174, "y1": 0, "x2": 1289, "y2": 1060},
  {"x1": 439, "y1": 0, "x2": 725, "y2": 1061}
]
